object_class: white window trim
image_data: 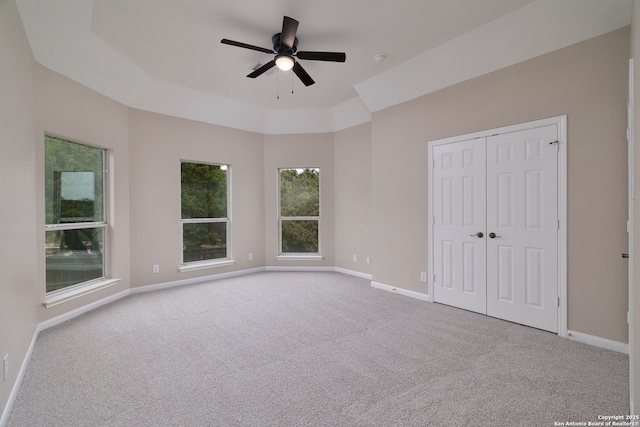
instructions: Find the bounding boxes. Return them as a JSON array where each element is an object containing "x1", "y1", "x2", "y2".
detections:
[
  {"x1": 278, "y1": 168, "x2": 322, "y2": 257},
  {"x1": 278, "y1": 217, "x2": 322, "y2": 258},
  {"x1": 44, "y1": 222, "x2": 109, "y2": 301},
  {"x1": 45, "y1": 221, "x2": 107, "y2": 231},
  {"x1": 180, "y1": 161, "x2": 232, "y2": 268},
  {"x1": 180, "y1": 218, "x2": 233, "y2": 267},
  {"x1": 276, "y1": 254, "x2": 324, "y2": 261},
  {"x1": 44, "y1": 135, "x2": 111, "y2": 298},
  {"x1": 44, "y1": 277, "x2": 121, "y2": 308},
  {"x1": 178, "y1": 258, "x2": 236, "y2": 272}
]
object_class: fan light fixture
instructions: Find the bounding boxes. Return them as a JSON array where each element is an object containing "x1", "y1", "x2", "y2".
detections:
[
  {"x1": 275, "y1": 54, "x2": 294, "y2": 71},
  {"x1": 221, "y1": 16, "x2": 346, "y2": 86}
]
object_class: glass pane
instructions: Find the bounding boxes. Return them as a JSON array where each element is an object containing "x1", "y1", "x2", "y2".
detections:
[
  {"x1": 183, "y1": 222, "x2": 228, "y2": 263},
  {"x1": 279, "y1": 168, "x2": 319, "y2": 217},
  {"x1": 282, "y1": 220, "x2": 318, "y2": 253},
  {"x1": 45, "y1": 136, "x2": 104, "y2": 224},
  {"x1": 181, "y1": 163, "x2": 227, "y2": 219},
  {"x1": 46, "y1": 227, "x2": 104, "y2": 292}
]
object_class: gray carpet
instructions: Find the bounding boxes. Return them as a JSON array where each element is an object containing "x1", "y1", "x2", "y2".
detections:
[{"x1": 7, "y1": 272, "x2": 629, "y2": 426}]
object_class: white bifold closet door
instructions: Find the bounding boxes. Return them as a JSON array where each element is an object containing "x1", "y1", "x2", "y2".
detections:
[
  {"x1": 433, "y1": 124, "x2": 559, "y2": 332},
  {"x1": 432, "y1": 138, "x2": 487, "y2": 314}
]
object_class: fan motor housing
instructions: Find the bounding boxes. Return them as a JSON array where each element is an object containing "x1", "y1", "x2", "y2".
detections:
[{"x1": 272, "y1": 33, "x2": 298, "y2": 54}]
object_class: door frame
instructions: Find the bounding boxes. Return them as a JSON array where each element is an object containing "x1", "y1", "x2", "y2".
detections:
[{"x1": 428, "y1": 115, "x2": 568, "y2": 337}]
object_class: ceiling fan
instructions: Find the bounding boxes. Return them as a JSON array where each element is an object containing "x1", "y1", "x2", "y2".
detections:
[{"x1": 221, "y1": 16, "x2": 346, "y2": 86}]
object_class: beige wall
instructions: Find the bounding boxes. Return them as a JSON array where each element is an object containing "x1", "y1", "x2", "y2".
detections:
[
  {"x1": 128, "y1": 110, "x2": 265, "y2": 287},
  {"x1": 263, "y1": 133, "x2": 335, "y2": 267},
  {"x1": 371, "y1": 27, "x2": 630, "y2": 343},
  {"x1": 0, "y1": 0, "x2": 39, "y2": 416},
  {"x1": 334, "y1": 123, "x2": 372, "y2": 275}
]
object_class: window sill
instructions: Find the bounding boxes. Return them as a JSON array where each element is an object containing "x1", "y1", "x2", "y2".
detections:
[
  {"x1": 276, "y1": 255, "x2": 324, "y2": 261},
  {"x1": 44, "y1": 278, "x2": 121, "y2": 308},
  {"x1": 179, "y1": 259, "x2": 236, "y2": 273}
]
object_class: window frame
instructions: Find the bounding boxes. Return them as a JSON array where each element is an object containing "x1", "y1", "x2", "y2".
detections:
[
  {"x1": 179, "y1": 160, "x2": 234, "y2": 272},
  {"x1": 44, "y1": 134, "x2": 119, "y2": 308},
  {"x1": 277, "y1": 167, "x2": 323, "y2": 260}
]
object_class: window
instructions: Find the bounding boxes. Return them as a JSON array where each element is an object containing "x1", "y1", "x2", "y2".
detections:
[
  {"x1": 279, "y1": 168, "x2": 320, "y2": 256},
  {"x1": 181, "y1": 162, "x2": 231, "y2": 267},
  {"x1": 45, "y1": 136, "x2": 107, "y2": 293}
]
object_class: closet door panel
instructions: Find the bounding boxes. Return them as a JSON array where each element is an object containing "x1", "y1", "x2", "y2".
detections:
[
  {"x1": 433, "y1": 138, "x2": 487, "y2": 314},
  {"x1": 486, "y1": 125, "x2": 559, "y2": 332}
]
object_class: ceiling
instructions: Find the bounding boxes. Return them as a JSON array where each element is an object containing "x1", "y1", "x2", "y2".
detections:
[{"x1": 15, "y1": 0, "x2": 632, "y2": 134}]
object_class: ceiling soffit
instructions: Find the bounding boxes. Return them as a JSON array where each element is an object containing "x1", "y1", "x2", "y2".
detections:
[{"x1": 14, "y1": 0, "x2": 632, "y2": 134}]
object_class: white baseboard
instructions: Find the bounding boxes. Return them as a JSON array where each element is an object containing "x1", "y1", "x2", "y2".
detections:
[
  {"x1": 567, "y1": 330, "x2": 629, "y2": 354},
  {"x1": 334, "y1": 267, "x2": 373, "y2": 280},
  {"x1": 264, "y1": 266, "x2": 336, "y2": 273},
  {"x1": 371, "y1": 281, "x2": 430, "y2": 301},
  {"x1": 266, "y1": 266, "x2": 373, "y2": 281},
  {"x1": 134, "y1": 266, "x2": 372, "y2": 295},
  {"x1": 368, "y1": 285, "x2": 628, "y2": 356},
  {"x1": 39, "y1": 289, "x2": 131, "y2": 332},
  {"x1": 0, "y1": 326, "x2": 38, "y2": 427},
  {"x1": 131, "y1": 267, "x2": 266, "y2": 295}
]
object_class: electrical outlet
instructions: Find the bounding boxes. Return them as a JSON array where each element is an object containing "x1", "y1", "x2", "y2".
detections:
[
  {"x1": 248, "y1": 253, "x2": 254, "y2": 261},
  {"x1": 352, "y1": 254, "x2": 357, "y2": 263},
  {"x1": 3, "y1": 354, "x2": 8, "y2": 381},
  {"x1": 366, "y1": 257, "x2": 371, "y2": 264},
  {"x1": 420, "y1": 272, "x2": 427, "y2": 282},
  {"x1": 152, "y1": 264, "x2": 159, "y2": 274}
]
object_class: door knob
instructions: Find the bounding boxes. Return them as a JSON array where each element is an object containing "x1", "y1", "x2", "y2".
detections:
[
  {"x1": 470, "y1": 232, "x2": 484, "y2": 238},
  {"x1": 623, "y1": 253, "x2": 630, "y2": 259},
  {"x1": 489, "y1": 232, "x2": 501, "y2": 239}
]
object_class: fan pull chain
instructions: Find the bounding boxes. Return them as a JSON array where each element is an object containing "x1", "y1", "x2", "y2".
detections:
[
  {"x1": 291, "y1": 71, "x2": 294, "y2": 94},
  {"x1": 277, "y1": 72, "x2": 280, "y2": 100}
]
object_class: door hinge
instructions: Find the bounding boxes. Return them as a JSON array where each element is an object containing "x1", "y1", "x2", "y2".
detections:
[
  {"x1": 628, "y1": 128, "x2": 632, "y2": 142},
  {"x1": 558, "y1": 297, "x2": 560, "y2": 308},
  {"x1": 432, "y1": 274, "x2": 436, "y2": 283},
  {"x1": 557, "y1": 219, "x2": 560, "y2": 230}
]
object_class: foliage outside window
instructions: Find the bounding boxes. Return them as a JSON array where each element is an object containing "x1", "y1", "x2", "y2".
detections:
[
  {"x1": 279, "y1": 168, "x2": 320, "y2": 254},
  {"x1": 45, "y1": 136, "x2": 106, "y2": 293},
  {"x1": 181, "y1": 162, "x2": 230, "y2": 264}
]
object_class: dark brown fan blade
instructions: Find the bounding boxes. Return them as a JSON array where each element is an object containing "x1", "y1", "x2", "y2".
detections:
[
  {"x1": 221, "y1": 39, "x2": 273, "y2": 55},
  {"x1": 281, "y1": 16, "x2": 299, "y2": 49},
  {"x1": 296, "y1": 51, "x2": 346, "y2": 62},
  {"x1": 247, "y1": 60, "x2": 276, "y2": 78},
  {"x1": 292, "y1": 61, "x2": 314, "y2": 86}
]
